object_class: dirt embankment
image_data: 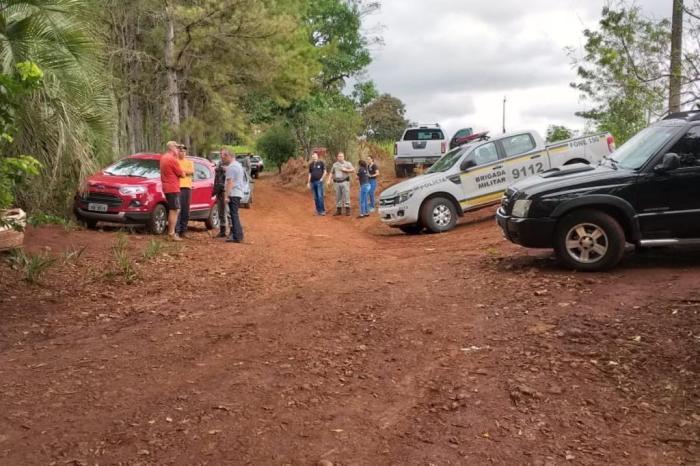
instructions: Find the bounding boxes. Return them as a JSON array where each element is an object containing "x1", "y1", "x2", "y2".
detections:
[{"x1": 0, "y1": 175, "x2": 698, "y2": 465}]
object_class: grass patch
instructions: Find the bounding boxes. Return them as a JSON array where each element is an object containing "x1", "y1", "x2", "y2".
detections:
[
  {"x1": 62, "y1": 245, "x2": 87, "y2": 265},
  {"x1": 142, "y1": 238, "x2": 167, "y2": 260},
  {"x1": 111, "y1": 234, "x2": 138, "y2": 284},
  {"x1": 28, "y1": 212, "x2": 78, "y2": 231},
  {"x1": 6, "y1": 248, "x2": 56, "y2": 284}
]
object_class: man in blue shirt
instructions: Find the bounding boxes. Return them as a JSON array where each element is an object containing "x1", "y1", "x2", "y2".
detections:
[{"x1": 224, "y1": 152, "x2": 247, "y2": 243}]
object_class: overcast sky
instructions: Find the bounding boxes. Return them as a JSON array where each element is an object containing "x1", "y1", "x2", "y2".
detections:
[{"x1": 363, "y1": 0, "x2": 671, "y2": 139}]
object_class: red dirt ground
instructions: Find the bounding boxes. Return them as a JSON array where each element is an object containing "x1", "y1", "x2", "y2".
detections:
[{"x1": 0, "y1": 174, "x2": 698, "y2": 465}]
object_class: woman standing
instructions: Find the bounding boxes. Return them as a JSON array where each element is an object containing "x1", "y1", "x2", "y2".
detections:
[
  {"x1": 367, "y1": 155, "x2": 380, "y2": 212},
  {"x1": 357, "y1": 159, "x2": 372, "y2": 218}
]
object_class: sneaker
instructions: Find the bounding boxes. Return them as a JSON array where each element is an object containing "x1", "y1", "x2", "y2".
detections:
[
  {"x1": 345, "y1": 208, "x2": 351, "y2": 216},
  {"x1": 334, "y1": 208, "x2": 342, "y2": 216},
  {"x1": 225, "y1": 238, "x2": 241, "y2": 243},
  {"x1": 217, "y1": 231, "x2": 227, "y2": 238}
]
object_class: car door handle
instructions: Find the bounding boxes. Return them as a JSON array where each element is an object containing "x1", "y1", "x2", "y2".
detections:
[
  {"x1": 492, "y1": 165, "x2": 503, "y2": 170},
  {"x1": 530, "y1": 154, "x2": 541, "y2": 159}
]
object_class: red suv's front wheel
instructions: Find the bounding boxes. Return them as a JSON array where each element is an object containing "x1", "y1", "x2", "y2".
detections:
[{"x1": 148, "y1": 204, "x2": 167, "y2": 235}]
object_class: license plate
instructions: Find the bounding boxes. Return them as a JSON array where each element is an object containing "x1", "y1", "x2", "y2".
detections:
[{"x1": 88, "y1": 203, "x2": 108, "y2": 213}]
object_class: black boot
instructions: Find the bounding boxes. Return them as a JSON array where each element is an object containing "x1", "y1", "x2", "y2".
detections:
[
  {"x1": 345, "y1": 207, "x2": 351, "y2": 216},
  {"x1": 334, "y1": 207, "x2": 342, "y2": 216}
]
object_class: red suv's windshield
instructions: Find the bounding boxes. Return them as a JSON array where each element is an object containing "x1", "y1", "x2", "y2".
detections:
[{"x1": 104, "y1": 158, "x2": 160, "y2": 179}]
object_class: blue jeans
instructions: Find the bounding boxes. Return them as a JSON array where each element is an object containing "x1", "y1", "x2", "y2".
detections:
[
  {"x1": 368, "y1": 178, "x2": 377, "y2": 210},
  {"x1": 359, "y1": 183, "x2": 372, "y2": 216},
  {"x1": 311, "y1": 180, "x2": 325, "y2": 214},
  {"x1": 228, "y1": 196, "x2": 244, "y2": 242}
]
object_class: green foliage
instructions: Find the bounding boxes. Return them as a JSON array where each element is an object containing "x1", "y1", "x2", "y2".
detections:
[
  {"x1": 352, "y1": 80, "x2": 378, "y2": 107},
  {"x1": 306, "y1": 0, "x2": 376, "y2": 89},
  {"x1": 6, "y1": 248, "x2": 56, "y2": 284},
  {"x1": 308, "y1": 101, "x2": 362, "y2": 158},
  {"x1": 257, "y1": 124, "x2": 298, "y2": 172},
  {"x1": 1, "y1": 0, "x2": 113, "y2": 213},
  {"x1": 27, "y1": 212, "x2": 73, "y2": 227},
  {"x1": 546, "y1": 125, "x2": 575, "y2": 143},
  {"x1": 362, "y1": 93, "x2": 409, "y2": 141},
  {"x1": 570, "y1": 6, "x2": 670, "y2": 143},
  {"x1": 0, "y1": 156, "x2": 41, "y2": 209},
  {"x1": 111, "y1": 234, "x2": 137, "y2": 283}
]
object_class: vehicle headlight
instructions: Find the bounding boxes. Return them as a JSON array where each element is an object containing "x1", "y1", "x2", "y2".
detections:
[
  {"x1": 119, "y1": 186, "x2": 146, "y2": 196},
  {"x1": 512, "y1": 199, "x2": 532, "y2": 218},
  {"x1": 397, "y1": 190, "x2": 414, "y2": 204}
]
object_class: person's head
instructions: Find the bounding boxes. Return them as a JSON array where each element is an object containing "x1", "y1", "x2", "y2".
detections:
[
  {"x1": 336, "y1": 152, "x2": 345, "y2": 162},
  {"x1": 311, "y1": 152, "x2": 318, "y2": 161},
  {"x1": 221, "y1": 150, "x2": 232, "y2": 165},
  {"x1": 359, "y1": 159, "x2": 368, "y2": 168},
  {"x1": 177, "y1": 144, "x2": 187, "y2": 159},
  {"x1": 368, "y1": 155, "x2": 374, "y2": 164},
  {"x1": 166, "y1": 141, "x2": 180, "y2": 154}
]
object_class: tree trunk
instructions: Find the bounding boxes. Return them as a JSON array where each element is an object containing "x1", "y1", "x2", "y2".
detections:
[
  {"x1": 669, "y1": 0, "x2": 683, "y2": 113},
  {"x1": 164, "y1": 5, "x2": 180, "y2": 129}
]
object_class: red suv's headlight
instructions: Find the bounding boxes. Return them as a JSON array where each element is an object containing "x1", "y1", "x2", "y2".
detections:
[{"x1": 119, "y1": 186, "x2": 147, "y2": 196}]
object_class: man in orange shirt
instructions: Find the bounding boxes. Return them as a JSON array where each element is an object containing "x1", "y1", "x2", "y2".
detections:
[
  {"x1": 175, "y1": 145, "x2": 194, "y2": 238},
  {"x1": 160, "y1": 141, "x2": 185, "y2": 241}
]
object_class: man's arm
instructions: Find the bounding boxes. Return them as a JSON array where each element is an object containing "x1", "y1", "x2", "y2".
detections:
[
  {"x1": 342, "y1": 163, "x2": 355, "y2": 173},
  {"x1": 183, "y1": 161, "x2": 194, "y2": 176},
  {"x1": 225, "y1": 178, "x2": 233, "y2": 196},
  {"x1": 173, "y1": 159, "x2": 185, "y2": 178}
]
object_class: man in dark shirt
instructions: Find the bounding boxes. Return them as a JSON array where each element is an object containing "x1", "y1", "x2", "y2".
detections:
[
  {"x1": 213, "y1": 149, "x2": 230, "y2": 237},
  {"x1": 367, "y1": 155, "x2": 380, "y2": 212},
  {"x1": 306, "y1": 152, "x2": 327, "y2": 215}
]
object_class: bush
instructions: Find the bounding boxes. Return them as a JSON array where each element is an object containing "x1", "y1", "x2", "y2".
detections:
[{"x1": 257, "y1": 124, "x2": 298, "y2": 173}]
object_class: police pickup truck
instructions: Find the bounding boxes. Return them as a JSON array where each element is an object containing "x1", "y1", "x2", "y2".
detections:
[
  {"x1": 379, "y1": 130, "x2": 614, "y2": 234},
  {"x1": 394, "y1": 124, "x2": 448, "y2": 177}
]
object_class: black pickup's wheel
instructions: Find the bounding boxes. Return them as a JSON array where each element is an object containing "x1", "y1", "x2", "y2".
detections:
[
  {"x1": 421, "y1": 197, "x2": 457, "y2": 233},
  {"x1": 554, "y1": 209, "x2": 625, "y2": 271},
  {"x1": 399, "y1": 224, "x2": 423, "y2": 235}
]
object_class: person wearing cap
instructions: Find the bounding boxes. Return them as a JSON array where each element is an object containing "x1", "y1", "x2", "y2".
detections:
[
  {"x1": 160, "y1": 141, "x2": 185, "y2": 241},
  {"x1": 213, "y1": 148, "x2": 230, "y2": 238},
  {"x1": 175, "y1": 144, "x2": 194, "y2": 238},
  {"x1": 326, "y1": 152, "x2": 355, "y2": 216}
]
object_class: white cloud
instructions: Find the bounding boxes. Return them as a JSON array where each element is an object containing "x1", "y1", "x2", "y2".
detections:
[{"x1": 364, "y1": 0, "x2": 670, "y2": 139}]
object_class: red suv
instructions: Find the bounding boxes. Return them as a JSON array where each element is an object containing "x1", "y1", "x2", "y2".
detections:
[{"x1": 74, "y1": 153, "x2": 220, "y2": 234}]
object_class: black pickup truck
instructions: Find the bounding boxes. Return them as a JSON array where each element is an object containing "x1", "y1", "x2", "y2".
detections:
[{"x1": 497, "y1": 111, "x2": 700, "y2": 271}]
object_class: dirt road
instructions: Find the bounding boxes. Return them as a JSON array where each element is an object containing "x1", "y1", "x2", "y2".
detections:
[{"x1": 1, "y1": 176, "x2": 698, "y2": 465}]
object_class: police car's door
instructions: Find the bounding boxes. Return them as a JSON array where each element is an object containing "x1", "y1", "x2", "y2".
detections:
[
  {"x1": 499, "y1": 133, "x2": 549, "y2": 185},
  {"x1": 458, "y1": 141, "x2": 508, "y2": 211}
]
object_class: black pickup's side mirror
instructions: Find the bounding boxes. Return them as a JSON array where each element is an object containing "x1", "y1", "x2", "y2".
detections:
[
  {"x1": 654, "y1": 152, "x2": 681, "y2": 174},
  {"x1": 461, "y1": 159, "x2": 476, "y2": 171}
]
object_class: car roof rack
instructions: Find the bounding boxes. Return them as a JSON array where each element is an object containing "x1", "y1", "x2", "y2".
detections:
[{"x1": 663, "y1": 110, "x2": 700, "y2": 121}]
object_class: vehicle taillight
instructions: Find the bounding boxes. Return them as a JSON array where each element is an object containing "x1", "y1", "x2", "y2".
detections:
[
  {"x1": 394, "y1": 143, "x2": 397, "y2": 156},
  {"x1": 441, "y1": 142, "x2": 446, "y2": 154},
  {"x1": 607, "y1": 135, "x2": 616, "y2": 153}
]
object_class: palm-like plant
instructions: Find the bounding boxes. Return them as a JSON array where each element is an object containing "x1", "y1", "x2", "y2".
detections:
[{"x1": 0, "y1": 0, "x2": 113, "y2": 212}]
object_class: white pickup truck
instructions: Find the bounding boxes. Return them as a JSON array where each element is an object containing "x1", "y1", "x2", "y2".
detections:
[
  {"x1": 379, "y1": 130, "x2": 616, "y2": 234},
  {"x1": 394, "y1": 124, "x2": 448, "y2": 177}
]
